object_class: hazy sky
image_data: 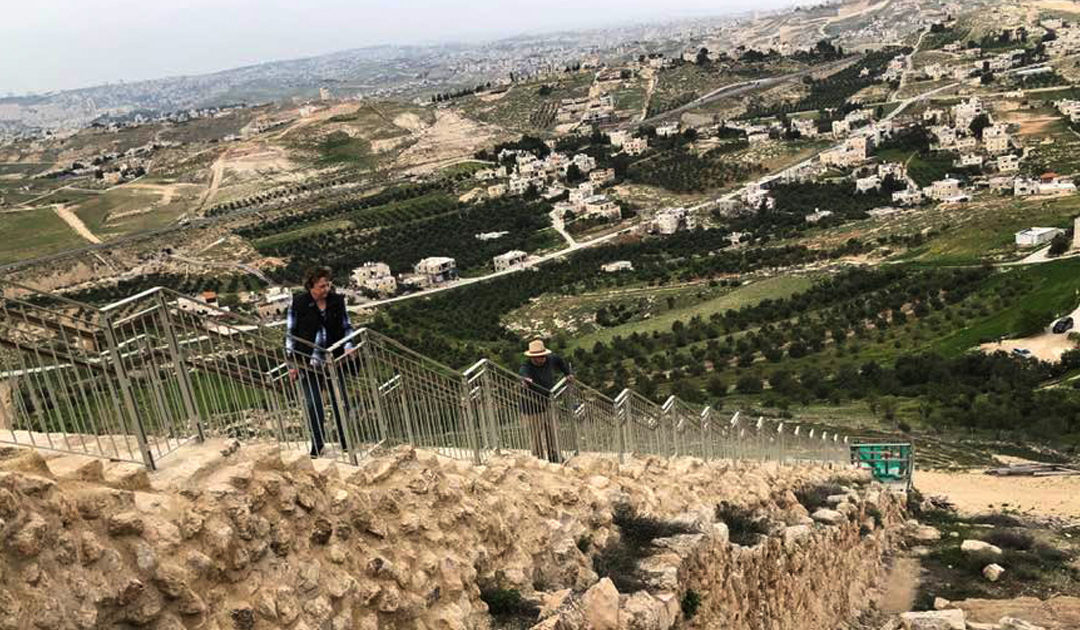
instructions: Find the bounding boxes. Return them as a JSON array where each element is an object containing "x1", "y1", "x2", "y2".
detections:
[{"x1": 1, "y1": 0, "x2": 800, "y2": 95}]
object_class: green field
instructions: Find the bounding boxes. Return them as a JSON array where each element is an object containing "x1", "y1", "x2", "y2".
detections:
[
  {"x1": 935, "y1": 258, "x2": 1080, "y2": 355},
  {"x1": 74, "y1": 189, "x2": 183, "y2": 239},
  {"x1": 900, "y1": 195, "x2": 1080, "y2": 265},
  {"x1": 569, "y1": 275, "x2": 815, "y2": 349},
  {"x1": 253, "y1": 219, "x2": 355, "y2": 249},
  {"x1": 0, "y1": 208, "x2": 87, "y2": 265}
]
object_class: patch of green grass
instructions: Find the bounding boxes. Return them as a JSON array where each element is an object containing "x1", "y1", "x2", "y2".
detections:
[
  {"x1": 0, "y1": 207, "x2": 87, "y2": 264},
  {"x1": 571, "y1": 276, "x2": 814, "y2": 349},
  {"x1": 253, "y1": 219, "x2": 354, "y2": 249},
  {"x1": 317, "y1": 131, "x2": 372, "y2": 166},
  {"x1": 901, "y1": 195, "x2": 1080, "y2": 265},
  {"x1": 74, "y1": 188, "x2": 181, "y2": 238},
  {"x1": 934, "y1": 258, "x2": 1080, "y2": 354}
]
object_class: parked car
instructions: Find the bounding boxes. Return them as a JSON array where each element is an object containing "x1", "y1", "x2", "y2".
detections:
[
  {"x1": 1053, "y1": 316, "x2": 1074, "y2": 334},
  {"x1": 1012, "y1": 348, "x2": 1033, "y2": 358}
]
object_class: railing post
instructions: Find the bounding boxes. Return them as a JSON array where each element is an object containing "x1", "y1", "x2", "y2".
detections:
[
  {"x1": 325, "y1": 354, "x2": 359, "y2": 466},
  {"x1": 701, "y1": 407, "x2": 712, "y2": 461},
  {"x1": 101, "y1": 314, "x2": 155, "y2": 471},
  {"x1": 615, "y1": 390, "x2": 629, "y2": 464},
  {"x1": 155, "y1": 292, "x2": 204, "y2": 442},
  {"x1": 459, "y1": 374, "x2": 483, "y2": 465},
  {"x1": 357, "y1": 332, "x2": 390, "y2": 453}
]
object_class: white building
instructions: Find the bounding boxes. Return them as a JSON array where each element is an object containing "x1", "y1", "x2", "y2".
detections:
[
  {"x1": 572, "y1": 153, "x2": 597, "y2": 174},
  {"x1": 256, "y1": 287, "x2": 292, "y2": 320},
  {"x1": 608, "y1": 129, "x2": 631, "y2": 147},
  {"x1": 589, "y1": 168, "x2": 615, "y2": 186},
  {"x1": 925, "y1": 177, "x2": 963, "y2": 201},
  {"x1": 623, "y1": 137, "x2": 648, "y2": 156},
  {"x1": 793, "y1": 118, "x2": 820, "y2": 138},
  {"x1": 805, "y1": 209, "x2": 834, "y2": 223},
  {"x1": 1015, "y1": 227, "x2": 1064, "y2": 247},
  {"x1": 352, "y1": 262, "x2": 392, "y2": 285},
  {"x1": 487, "y1": 184, "x2": 507, "y2": 198},
  {"x1": 654, "y1": 207, "x2": 690, "y2": 234},
  {"x1": 601, "y1": 261, "x2": 634, "y2": 273},
  {"x1": 985, "y1": 134, "x2": 1011, "y2": 155},
  {"x1": 997, "y1": 154, "x2": 1020, "y2": 173},
  {"x1": 414, "y1": 257, "x2": 458, "y2": 283},
  {"x1": 832, "y1": 119, "x2": 851, "y2": 137},
  {"x1": 476, "y1": 231, "x2": 509, "y2": 241},
  {"x1": 569, "y1": 183, "x2": 596, "y2": 206},
  {"x1": 855, "y1": 175, "x2": 881, "y2": 193},
  {"x1": 1014, "y1": 178, "x2": 1038, "y2": 197},
  {"x1": 493, "y1": 250, "x2": 528, "y2": 272},
  {"x1": 656, "y1": 122, "x2": 680, "y2": 137},
  {"x1": 362, "y1": 275, "x2": 397, "y2": 296},
  {"x1": 1038, "y1": 179, "x2": 1077, "y2": 196},
  {"x1": 892, "y1": 188, "x2": 924, "y2": 206},
  {"x1": 583, "y1": 195, "x2": 621, "y2": 220},
  {"x1": 957, "y1": 153, "x2": 984, "y2": 168},
  {"x1": 748, "y1": 132, "x2": 771, "y2": 145}
]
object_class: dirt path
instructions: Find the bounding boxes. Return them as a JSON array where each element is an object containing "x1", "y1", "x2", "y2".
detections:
[
  {"x1": 916, "y1": 469, "x2": 1080, "y2": 519},
  {"x1": 196, "y1": 152, "x2": 226, "y2": 214},
  {"x1": 879, "y1": 557, "x2": 922, "y2": 614},
  {"x1": 53, "y1": 204, "x2": 101, "y2": 244}
]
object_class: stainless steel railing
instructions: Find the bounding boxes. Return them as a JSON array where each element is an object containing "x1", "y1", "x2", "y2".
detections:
[{"x1": 0, "y1": 280, "x2": 853, "y2": 470}]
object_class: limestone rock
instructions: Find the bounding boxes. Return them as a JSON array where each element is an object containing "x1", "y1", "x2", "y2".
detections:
[
  {"x1": 910, "y1": 526, "x2": 941, "y2": 542},
  {"x1": 961, "y1": 540, "x2": 1003, "y2": 556},
  {"x1": 783, "y1": 524, "x2": 813, "y2": 549},
  {"x1": 811, "y1": 508, "x2": 845, "y2": 525},
  {"x1": 999, "y1": 617, "x2": 1047, "y2": 630},
  {"x1": 983, "y1": 563, "x2": 1005, "y2": 582},
  {"x1": 582, "y1": 578, "x2": 619, "y2": 630},
  {"x1": 11, "y1": 512, "x2": 48, "y2": 557},
  {"x1": 899, "y1": 609, "x2": 966, "y2": 630},
  {"x1": 107, "y1": 511, "x2": 145, "y2": 537},
  {"x1": 933, "y1": 597, "x2": 951, "y2": 610}
]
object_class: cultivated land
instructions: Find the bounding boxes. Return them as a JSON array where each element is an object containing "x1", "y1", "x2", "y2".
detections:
[{"x1": 7, "y1": 1, "x2": 1080, "y2": 628}]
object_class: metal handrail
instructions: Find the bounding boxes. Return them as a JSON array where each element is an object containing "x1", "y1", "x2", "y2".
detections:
[{"x1": 0, "y1": 282, "x2": 855, "y2": 470}]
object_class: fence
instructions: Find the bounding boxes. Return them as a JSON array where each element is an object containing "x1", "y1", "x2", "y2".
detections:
[{"x1": 0, "y1": 280, "x2": 852, "y2": 470}]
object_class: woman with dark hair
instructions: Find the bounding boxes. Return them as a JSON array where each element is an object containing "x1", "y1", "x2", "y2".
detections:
[{"x1": 285, "y1": 267, "x2": 356, "y2": 457}]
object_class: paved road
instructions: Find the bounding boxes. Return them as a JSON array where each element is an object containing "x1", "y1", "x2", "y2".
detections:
[
  {"x1": 351, "y1": 227, "x2": 633, "y2": 311},
  {"x1": 630, "y1": 58, "x2": 856, "y2": 129}
]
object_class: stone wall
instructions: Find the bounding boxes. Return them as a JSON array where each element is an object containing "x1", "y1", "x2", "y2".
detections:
[{"x1": 0, "y1": 440, "x2": 906, "y2": 629}]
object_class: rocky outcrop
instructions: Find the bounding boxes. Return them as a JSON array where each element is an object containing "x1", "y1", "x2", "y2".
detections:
[{"x1": 0, "y1": 441, "x2": 906, "y2": 629}]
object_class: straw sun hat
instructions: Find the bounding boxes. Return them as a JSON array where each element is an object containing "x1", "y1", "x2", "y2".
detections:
[{"x1": 524, "y1": 339, "x2": 552, "y2": 357}]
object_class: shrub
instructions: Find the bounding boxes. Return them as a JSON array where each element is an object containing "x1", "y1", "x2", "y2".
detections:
[
  {"x1": 593, "y1": 504, "x2": 697, "y2": 592},
  {"x1": 480, "y1": 588, "x2": 540, "y2": 620},
  {"x1": 715, "y1": 502, "x2": 770, "y2": 546},
  {"x1": 984, "y1": 529, "x2": 1034, "y2": 551},
  {"x1": 681, "y1": 590, "x2": 702, "y2": 619},
  {"x1": 794, "y1": 482, "x2": 845, "y2": 512}
]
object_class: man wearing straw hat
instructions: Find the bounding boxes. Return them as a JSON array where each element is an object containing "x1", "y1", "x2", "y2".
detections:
[{"x1": 519, "y1": 339, "x2": 573, "y2": 463}]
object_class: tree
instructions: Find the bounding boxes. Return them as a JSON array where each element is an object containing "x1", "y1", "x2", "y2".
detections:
[
  {"x1": 707, "y1": 376, "x2": 727, "y2": 397},
  {"x1": 565, "y1": 164, "x2": 585, "y2": 184},
  {"x1": 736, "y1": 374, "x2": 763, "y2": 394},
  {"x1": 969, "y1": 113, "x2": 992, "y2": 140},
  {"x1": 696, "y1": 47, "x2": 711, "y2": 66},
  {"x1": 1014, "y1": 308, "x2": 1054, "y2": 337},
  {"x1": 1048, "y1": 232, "x2": 1070, "y2": 257}
]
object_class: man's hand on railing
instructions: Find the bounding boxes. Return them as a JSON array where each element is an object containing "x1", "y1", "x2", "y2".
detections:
[
  {"x1": 289, "y1": 368, "x2": 299, "y2": 382},
  {"x1": 521, "y1": 377, "x2": 534, "y2": 388}
]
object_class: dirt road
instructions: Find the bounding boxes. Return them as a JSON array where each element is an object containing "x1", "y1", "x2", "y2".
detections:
[
  {"x1": 196, "y1": 153, "x2": 226, "y2": 213},
  {"x1": 53, "y1": 204, "x2": 101, "y2": 244},
  {"x1": 916, "y1": 469, "x2": 1080, "y2": 519}
]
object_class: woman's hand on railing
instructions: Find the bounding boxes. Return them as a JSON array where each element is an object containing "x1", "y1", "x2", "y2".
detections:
[{"x1": 289, "y1": 368, "x2": 299, "y2": 382}]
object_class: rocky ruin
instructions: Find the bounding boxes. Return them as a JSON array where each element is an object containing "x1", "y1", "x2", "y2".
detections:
[{"x1": 0, "y1": 439, "x2": 909, "y2": 629}]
